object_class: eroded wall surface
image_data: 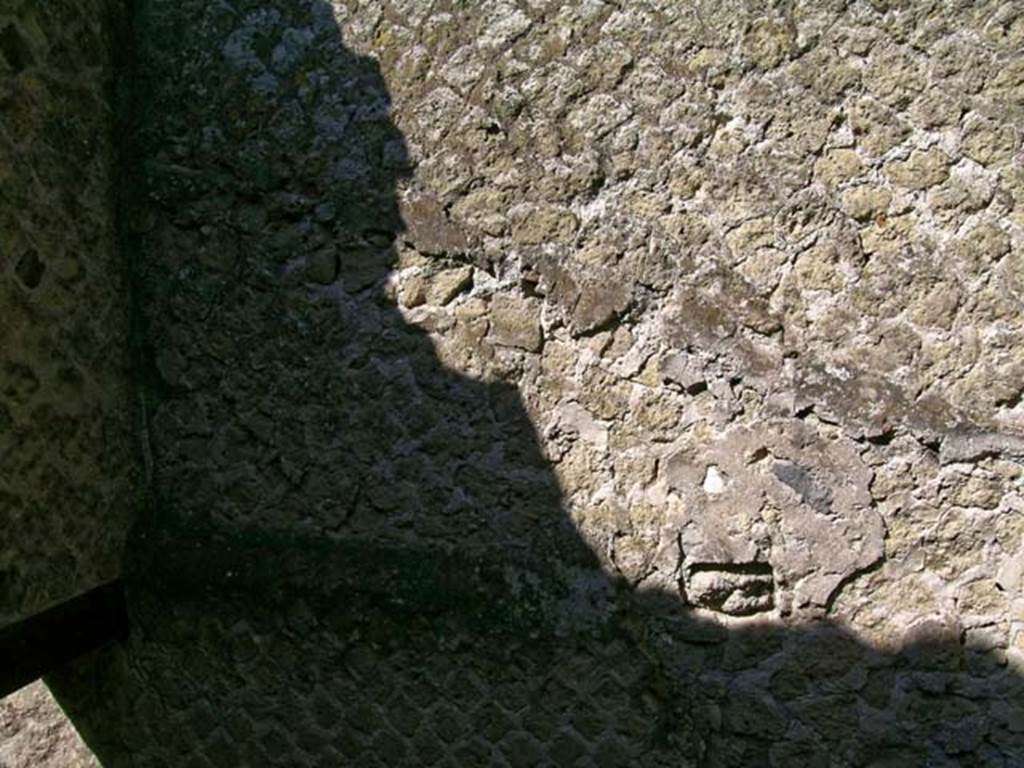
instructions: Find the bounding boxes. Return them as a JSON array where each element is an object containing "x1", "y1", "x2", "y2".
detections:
[
  {"x1": 49, "y1": 0, "x2": 1024, "y2": 766},
  {"x1": 0, "y1": 0, "x2": 135, "y2": 625}
]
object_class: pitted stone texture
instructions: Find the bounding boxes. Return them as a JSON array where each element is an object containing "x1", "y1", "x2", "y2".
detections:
[
  {"x1": 0, "y1": 0, "x2": 136, "y2": 624},
  {"x1": 0, "y1": 683, "x2": 98, "y2": 768},
  {"x1": 42, "y1": 0, "x2": 1024, "y2": 765}
]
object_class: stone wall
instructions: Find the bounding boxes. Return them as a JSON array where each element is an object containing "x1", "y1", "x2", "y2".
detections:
[
  {"x1": 1, "y1": 0, "x2": 134, "y2": 759},
  {"x1": 41, "y1": 0, "x2": 1024, "y2": 765},
  {"x1": 0, "y1": 0, "x2": 135, "y2": 626}
]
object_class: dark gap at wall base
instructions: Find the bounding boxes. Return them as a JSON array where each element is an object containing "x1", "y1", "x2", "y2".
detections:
[{"x1": 0, "y1": 581, "x2": 127, "y2": 698}]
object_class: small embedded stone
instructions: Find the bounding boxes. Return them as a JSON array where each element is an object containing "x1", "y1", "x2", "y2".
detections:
[
  {"x1": 510, "y1": 205, "x2": 579, "y2": 246},
  {"x1": 425, "y1": 266, "x2": 473, "y2": 306},
  {"x1": 659, "y1": 352, "x2": 706, "y2": 394},
  {"x1": 791, "y1": 242, "x2": 843, "y2": 291},
  {"x1": 884, "y1": 148, "x2": 950, "y2": 191},
  {"x1": 849, "y1": 98, "x2": 910, "y2": 157},
  {"x1": 397, "y1": 274, "x2": 427, "y2": 308},
  {"x1": 961, "y1": 122, "x2": 1018, "y2": 166},
  {"x1": 725, "y1": 217, "x2": 774, "y2": 258},
  {"x1": 743, "y1": 18, "x2": 795, "y2": 69},
  {"x1": 401, "y1": 195, "x2": 471, "y2": 256},
  {"x1": 950, "y1": 223, "x2": 1010, "y2": 272},
  {"x1": 572, "y1": 282, "x2": 630, "y2": 335},
  {"x1": 489, "y1": 294, "x2": 543, "y2": 352},
  {"x1": 686, "y1": 567, "x2": 775, "y2": 616},
  {"x1": 313, "y1": 202, "x2": 336, "y2": 222},
  {"x1": 842, "y1": 186, "x2": 892, "y2": 221},
  {"x1": 814, "y1": 149, "x2": 863, "y2": 188},
  {"x1": 304, "y1": 248, "x2": 338, "y2": 285}
]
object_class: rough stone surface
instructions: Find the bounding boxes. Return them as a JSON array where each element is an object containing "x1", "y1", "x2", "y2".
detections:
[
  {"x1": 15, "y1": 0, "x2": 1024, "y2": 765},
  {"x1": 0, "y1": 0, "x2": 136, "y2": 624},
  {"x1": 0, "y1": 683, "x2": 97, "y2": 768}
]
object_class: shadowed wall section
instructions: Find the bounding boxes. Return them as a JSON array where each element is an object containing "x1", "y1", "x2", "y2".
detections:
[
  {"x1": 0, "y1": 0, "x2": 135, "y2": 638},
  {"x1": 1, "y1": 1, "x2": 135, "y2": 763}
]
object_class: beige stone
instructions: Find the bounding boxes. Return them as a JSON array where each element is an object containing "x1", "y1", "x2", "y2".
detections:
[
  {"x1": 488, "y1": 294, "x2": 543, "y2": 351},
  {"x1": 841, "y1": 186, "x2": 892, "y2": 221},
  {"x1": 949, "y1": 223, "x2": 1011, "y2": 273},
  {"x1": 814, "y1": 149, "x2": 863, "y2": 188},
  {"x1": 962, "y1": 122, "x2": 1019, "y2": 166},
  {"x1": 791, "y1": 242, "x2": 844, "y2": 292},
  {"x1": 510, "y1": 205, "x2": 579, "y2": 245},
  {"x1": 743, "y1": 18, "x2": 795, "y2": 69},
  {"x1": 424, "y1": 266, "x2": 473, "y2": 306},
  {"x1": 884, "y1": 148, "x2": 950, "y2": 190},
  {"x1": 849, "y1": 97, "x2": 910, "y2": 156},
  {"x1": 0, "y1": 683, "x2": 98, "y2": 768}
]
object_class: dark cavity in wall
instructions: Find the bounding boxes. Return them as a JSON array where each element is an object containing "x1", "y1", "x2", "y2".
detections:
[
  {"x1": 14, "y1": 249, "x2": 44, "y2": 289},
  {"x1": 0, "y1": 23, "x2": 33, "y2": 74}
]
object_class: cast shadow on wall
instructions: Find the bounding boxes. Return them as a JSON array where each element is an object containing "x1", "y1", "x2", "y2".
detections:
[{"x1": 47, "y1": 3, "x2": 1024, "y2": 766}]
